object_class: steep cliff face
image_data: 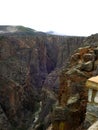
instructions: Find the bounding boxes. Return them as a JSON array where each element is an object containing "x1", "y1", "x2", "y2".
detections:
[
  {"x1": 0, "y1": 26, "x2": 86, "y2": 129},
  {"x1": 52, "y1": 43, "x2": 98, "y2": 130}
]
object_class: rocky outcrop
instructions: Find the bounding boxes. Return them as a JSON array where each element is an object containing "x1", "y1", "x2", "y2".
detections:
[{"x1": 52, "y1": 45, "x2": 98, "y2": 130}]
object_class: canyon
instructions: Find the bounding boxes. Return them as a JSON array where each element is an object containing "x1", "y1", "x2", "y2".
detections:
[{"x1": 0, "y1": 26, "x2": 98, "y2": 130}]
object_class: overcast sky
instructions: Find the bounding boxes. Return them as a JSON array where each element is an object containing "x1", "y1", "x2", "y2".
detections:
[{"x1": 0, "y1": 0, "x2": 98, "y2": 36}]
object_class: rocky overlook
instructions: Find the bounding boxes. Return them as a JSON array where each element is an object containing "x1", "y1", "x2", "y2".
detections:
[
  {"x1": 1, "y1": 26, "x2": 98, "y2": 130},
  {"x1": 52, "y1": 42, "x2": 98, "y2": 130}
]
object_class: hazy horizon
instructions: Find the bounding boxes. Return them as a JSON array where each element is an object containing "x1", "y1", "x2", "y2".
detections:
[{"x1": 0, "y1": 0, "x2": 98, "y2": 36}]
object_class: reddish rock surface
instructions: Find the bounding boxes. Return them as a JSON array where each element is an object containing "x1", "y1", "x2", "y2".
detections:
[{"x1": 52, "y1": 45, "x2": 98, "y2": 130}]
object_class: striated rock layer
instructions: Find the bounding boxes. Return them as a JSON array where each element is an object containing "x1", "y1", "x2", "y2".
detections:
[{"x1": 0, "y1": 26, "x2": 85, "y2": 129}]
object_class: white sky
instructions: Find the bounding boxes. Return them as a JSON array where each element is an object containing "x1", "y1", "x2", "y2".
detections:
[{"x1": 0, "y1": 0, "x2": 98, "y2": 36}]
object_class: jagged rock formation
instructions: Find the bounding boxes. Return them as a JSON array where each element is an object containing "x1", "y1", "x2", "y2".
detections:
[
  {"x1": 52, "y1": 45, "x2": 98, "y2": 130},
  {"x1": 0, "y1": 26, "x2": 85, "y2": 129}
]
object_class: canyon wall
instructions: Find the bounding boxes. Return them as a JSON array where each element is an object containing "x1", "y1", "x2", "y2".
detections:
[{"x1": 0, "y1": 26, "x2": 87, "y2": 129}]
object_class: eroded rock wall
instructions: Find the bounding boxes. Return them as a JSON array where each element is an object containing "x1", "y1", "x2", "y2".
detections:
[
  {"x1": 0, "y1": 32, "x2": 85, "y2": 129},
  {"x1": 52, "y1": 45, "x2": 98, "y2": 130}
]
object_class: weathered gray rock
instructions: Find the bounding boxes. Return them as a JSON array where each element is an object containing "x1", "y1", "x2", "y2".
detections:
[
  {"x1": 81, "y1": 61, "x2": 94, "y2": 71},
  {"x1": 86, "y1": 103, "x2": 98, "y2": 117},
  {"x1": 67, "y1": 94, "x2": 80, "y2": 105}
]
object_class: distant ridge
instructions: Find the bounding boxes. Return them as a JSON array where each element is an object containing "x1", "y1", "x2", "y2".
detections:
[{"x1": 0, "y1": 26, "x2": 36, "y2": 34}]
